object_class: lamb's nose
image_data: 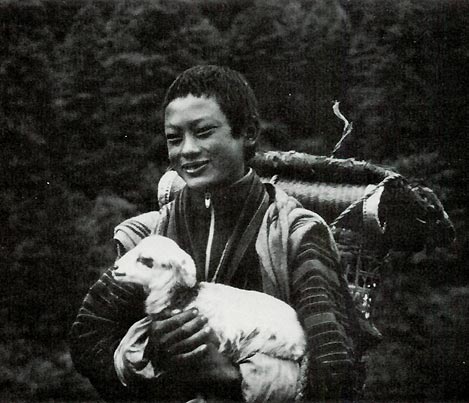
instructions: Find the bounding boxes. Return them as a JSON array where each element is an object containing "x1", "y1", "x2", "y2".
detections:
[{"x1": 111, "y1": 265, "x2": 126, "y2": 276}]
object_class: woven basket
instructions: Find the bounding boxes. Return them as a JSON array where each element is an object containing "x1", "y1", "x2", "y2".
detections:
[
  {"x1": 253, "y1": 151, "x2": 455, "y2": 320},
  {"x1": 157, "y1": 151, "x2": 455, "y2": 321},
  {"x1": 251, "y1": 151, "x2": 455, "y2": 249}
]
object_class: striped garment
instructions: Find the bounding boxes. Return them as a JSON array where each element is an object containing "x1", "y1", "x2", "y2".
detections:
[
  {"x1": 70, "y1": 180, "x2": 360, "y2": 402},
  {"x1": 256, "y1": 185, "x2": 360, "y2": 399}
]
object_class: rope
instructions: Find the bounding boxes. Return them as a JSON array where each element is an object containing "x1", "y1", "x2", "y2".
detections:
[
  {"x1": 330, "y1": 172, "x2": 402, "y2": 229},
  {"x1": 331, "y1": 101, "x2": 353, "y2": 158}
]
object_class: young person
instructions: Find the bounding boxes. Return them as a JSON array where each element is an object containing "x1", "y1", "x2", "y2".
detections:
[{"x1": 70, "y1": 65, "x2": 361, "y2": 402}]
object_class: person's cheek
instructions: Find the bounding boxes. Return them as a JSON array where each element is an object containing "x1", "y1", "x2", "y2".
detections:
[{"x1": 167, "y1": 147, "x2": 179, "y2": 168}]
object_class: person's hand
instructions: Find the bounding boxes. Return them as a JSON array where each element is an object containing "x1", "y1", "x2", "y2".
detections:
[
  {"x1": 178, "y1": 336, "x2": 242, "y2": 400},
  {"x1": 145, "y1": 308, "x2": 241, "y2": 398},
  {"x1": 145, "y1": 308, "x2": 214, "y2": 370},
  {"x1": 188, "y1": 340, "x2": 241, "y2": 384}
]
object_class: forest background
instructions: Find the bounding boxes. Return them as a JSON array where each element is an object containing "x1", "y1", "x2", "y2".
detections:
[{"x1": 1, "y1": 0, "x2": 468, "y2": 401}]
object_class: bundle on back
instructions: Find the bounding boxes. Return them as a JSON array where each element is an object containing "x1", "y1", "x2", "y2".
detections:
[{"x1": 158, "y1": 150, "x2": 455, "y2": 333}]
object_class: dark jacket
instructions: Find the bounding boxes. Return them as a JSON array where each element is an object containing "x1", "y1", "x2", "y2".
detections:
[{"x1": 70, "y1": 177, "x2": 361, "y2": 401}]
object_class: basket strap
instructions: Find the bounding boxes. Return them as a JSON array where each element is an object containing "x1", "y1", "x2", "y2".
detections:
[
  {"x1": 330, "y1": 173, "x2": 402, "y2": 229},
  {"x1": 363, "y1": 184, "x2": 386, "y2": 237}
]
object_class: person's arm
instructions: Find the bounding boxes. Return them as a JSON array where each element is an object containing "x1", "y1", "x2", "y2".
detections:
[
  {"x1": 69, "y1": 268, "x2": 149, "y2": 401},
  {"x1": 115, "y1": 307, "x2": 244, "y2": 401},
  {"x1": 289, "y1": 217, "x2": 361, "y2": 400},
  {"x1": 71, "y1": 210, "x2": 210, "y2": 401},
  {"x1": 115, "y1": 307, "x2": 305, "y2": 402},
  {"x1": 69, "y1": 268, "x2": 237, "y2": 402}
]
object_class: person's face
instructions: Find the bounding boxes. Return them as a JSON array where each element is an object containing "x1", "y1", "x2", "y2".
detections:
[{"x1": 164, "y1": 94, "x2": 248, "y2": 190}]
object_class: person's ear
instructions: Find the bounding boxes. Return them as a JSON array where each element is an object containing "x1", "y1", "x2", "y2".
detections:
[{"x1": 243, "y1": 123, "x2": 259, "y2": 146}]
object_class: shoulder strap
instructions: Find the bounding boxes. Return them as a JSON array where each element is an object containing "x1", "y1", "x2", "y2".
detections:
[
  {"x1": 255, "y1": 184, "x2": 292, "y2": 303},
  {"x1": 223, "y1": 191, "x2": 271, "y2": 285},
  {"x1": 154, "y1": 201, "x2": 174, "y2": 237}
]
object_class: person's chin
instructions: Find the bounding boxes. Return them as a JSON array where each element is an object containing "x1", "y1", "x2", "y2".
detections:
[
  {"x1": 183, "y1": 175, "x2": 215, "y2": 190},
  {"x1": 179, "y1": 168, "x2": 229, "y2": 190}
]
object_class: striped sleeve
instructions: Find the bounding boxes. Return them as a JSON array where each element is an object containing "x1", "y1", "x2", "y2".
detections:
[
  {"x1": 69, "y1": 269, "x2": 148, "y2": 401},
  {"x1": 114, "y1": 210, "x2": 163, "y2": 255},
  {"x1": 289, "y1": 217, "x2": 359, "y2": 400},
  {"x1": 69, "y1": 208, "x2": 171, "y2": 401}
]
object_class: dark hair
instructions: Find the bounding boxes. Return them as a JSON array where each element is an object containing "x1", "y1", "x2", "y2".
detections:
[{"x1": 163, "y1": 65, "x2": 260, "y2": 161}]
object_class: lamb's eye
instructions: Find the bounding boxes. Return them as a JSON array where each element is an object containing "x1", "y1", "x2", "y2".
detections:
[
  {"x1": 160, "y1": 262, "x2": 171, "y2": 270},
  {"x1": 137, "y1": 256, "x2": 154, "y2": 268}
]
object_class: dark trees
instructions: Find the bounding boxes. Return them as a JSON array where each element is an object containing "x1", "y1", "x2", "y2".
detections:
[{"x1": 1, "y1": 0, "x2": 467, "y2": 400}]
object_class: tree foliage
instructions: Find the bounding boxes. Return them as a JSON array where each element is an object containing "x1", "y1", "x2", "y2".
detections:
[{"x1": 1, "y1": 0, "x2": 467, "y2": 400}]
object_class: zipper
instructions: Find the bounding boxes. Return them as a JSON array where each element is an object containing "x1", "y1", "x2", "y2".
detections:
[{"x1": 204, "y1": 191, "x2": 215, "y2": 280}]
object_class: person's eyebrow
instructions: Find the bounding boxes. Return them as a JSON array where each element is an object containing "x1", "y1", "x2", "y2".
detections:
[
  {"x1": 191, "y1": 117, "x2": 221, "y2": 127},
  {"x1": 165, "y1": 117, "x2": 220, "y2": 131}
]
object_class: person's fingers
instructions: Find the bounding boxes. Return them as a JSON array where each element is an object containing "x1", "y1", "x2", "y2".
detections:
[
  {"x1": 147, "y1": 309, "x2": 200, "y2": 365},
  {"x1": 149, "y1": 308, "x2": 199, "y2": 340},
  {"x1": 167, "y1": 325, "x2": 213, "y2": 355},
  {"x1": 159, "y1": 314, "x2": 208, "y2": 348},
  {"x1": 168, "y1": 344, "x2": 208, "y2": 366},
  {"x1": 150, "y1": 307, "x2": 179, "y2": 321}
]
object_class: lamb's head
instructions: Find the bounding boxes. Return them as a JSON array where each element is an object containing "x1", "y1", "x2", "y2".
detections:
[{"x1": 112, "y1": 235, "x2": 197, "y2": 294}]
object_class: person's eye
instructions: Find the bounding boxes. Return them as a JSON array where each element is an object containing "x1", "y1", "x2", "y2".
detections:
[
  {"x1": 165, "y1": 133, "x2": 182, "y2": 145},
  {"x1": 196, "y1": 126, "x2": 216, "y2": 137}
]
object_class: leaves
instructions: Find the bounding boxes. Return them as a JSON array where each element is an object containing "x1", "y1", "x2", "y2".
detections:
[{"x1": 1, "y1": 0, "x2": 467, "y2": 400}]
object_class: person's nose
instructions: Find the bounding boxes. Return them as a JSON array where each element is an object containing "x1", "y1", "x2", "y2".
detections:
[{"x1": 180, "y1": 133, "x2": 201, "y2": 157}]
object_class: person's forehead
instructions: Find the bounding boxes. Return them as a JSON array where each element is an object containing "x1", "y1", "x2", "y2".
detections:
[{"x1": 164, "y1": 94, "x2": 226, "y2": 124}]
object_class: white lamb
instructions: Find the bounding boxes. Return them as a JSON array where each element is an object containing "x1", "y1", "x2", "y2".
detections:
[{"x1": 112, "y1": 234, "x2": 307, "y2": 402}]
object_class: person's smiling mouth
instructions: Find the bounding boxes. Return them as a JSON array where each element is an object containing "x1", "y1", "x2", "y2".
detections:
[{"x1": 181, "y1": 160, "x2": 209, "y2": 174}]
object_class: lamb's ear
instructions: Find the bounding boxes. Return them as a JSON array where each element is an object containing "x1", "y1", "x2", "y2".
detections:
[{"x1": 175, "y1": 256, "x2": 197, "y2": 287}]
